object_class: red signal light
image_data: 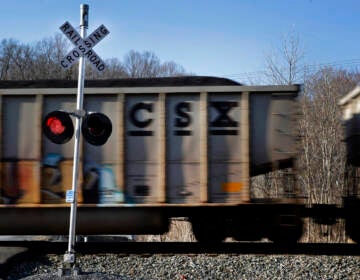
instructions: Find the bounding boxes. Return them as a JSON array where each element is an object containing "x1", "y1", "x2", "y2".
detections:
[
  {"x1": 46, "y1": 117, "x2": 66, "y2": 135},
  {"x1": 43, "y1": 111, "x2": 74, "y2": 144}
]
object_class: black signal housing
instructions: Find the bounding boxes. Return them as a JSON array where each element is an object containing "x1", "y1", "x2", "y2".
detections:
[{"x1": 82, "y1": 112, "x2": 112, "y2": 146}]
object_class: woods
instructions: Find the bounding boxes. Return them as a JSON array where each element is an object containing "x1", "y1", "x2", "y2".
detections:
[
  {"x1": 260, "y1": 32, "x2": 360, "y2": 242},
  {"x1": 299, "y1": 69, "x2": 359, "y2": 242},
  {"x1": 0, "y1": 35, "x2": 187, "y2": 80}
]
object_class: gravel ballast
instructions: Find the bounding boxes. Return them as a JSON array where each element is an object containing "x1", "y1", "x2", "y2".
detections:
[{"x1": 5, "y1": 254, "x2": 360, "y2": 280}]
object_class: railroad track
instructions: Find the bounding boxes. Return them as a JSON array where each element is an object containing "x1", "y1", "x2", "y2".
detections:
[
  {"x1": 1, "y1": 241, "x2": 360, "y2": 279},
  {"x1": 1, "y1": 241, "x2": 360, "y2": 256}
]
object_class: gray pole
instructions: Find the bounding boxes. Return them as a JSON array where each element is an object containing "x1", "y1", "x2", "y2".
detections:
[{"x1": 64, "y1": 3, "x2": 88, "y2": 266}]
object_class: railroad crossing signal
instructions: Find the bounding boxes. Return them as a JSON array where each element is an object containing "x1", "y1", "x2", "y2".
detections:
[
  {"x1": 59, "y1": 21, "x2": 109, "y2": 72},
  {"x1": 43, "y1": 111, "x2": 112, "y2": 146},
  {"x1": 49, "y1": 17, "x2": 112, "y2": 146},
  {"x1": 56, "y1": 5, "x2": 112, "y2": 269}
]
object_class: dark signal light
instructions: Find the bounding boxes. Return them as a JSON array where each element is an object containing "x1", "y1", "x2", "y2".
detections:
[
  {"x1": 82, "y1": 112, "x2": 112, "y2": 146},
  {"x1": 43, "y1": 111, "x2": 74, "y2": 144}
]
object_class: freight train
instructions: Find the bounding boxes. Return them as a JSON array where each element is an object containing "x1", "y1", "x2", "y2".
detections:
[{"x1": 0, "y1": 76, "x2": 359, "y2": 243}]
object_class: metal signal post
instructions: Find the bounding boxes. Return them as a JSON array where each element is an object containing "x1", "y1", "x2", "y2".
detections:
[
  {"x1": 46, "y1": 3, "x2": 110, "y2": 274},
  {"x1": 64, "y1": 3, "x2": 88, "y2": 268}
]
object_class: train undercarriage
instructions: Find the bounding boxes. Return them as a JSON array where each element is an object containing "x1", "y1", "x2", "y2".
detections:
[{"x1": 0, "y1": 198, "x2": 358, "y2": 244}]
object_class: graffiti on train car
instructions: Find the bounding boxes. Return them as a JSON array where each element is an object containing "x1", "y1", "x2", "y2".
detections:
[
  {"x1": 0, "y1": 159, "x2": 40, "y2": 204},
  {"x1": 40, "y1": 154, "x2": 123, "y2": 204},
  {"x1": 41, "y1": 153, "x2": 63, "y2": 203},
  {"x1": 82, "y1": 161, "x2": 123, "y2": 204}
]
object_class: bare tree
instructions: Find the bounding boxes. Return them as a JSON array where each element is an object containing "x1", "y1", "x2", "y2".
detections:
[
  {"x1": 0, "y1": 35, "x2": 71, "y2": 80},
  {"x1": 0, "y1": 39, "x2": 20, "y2": 79},
  {"x1": 87, "y1": 50, "x2": 187, "y2": 79},
  {"x1": 124, "y1": 50, "x2": 160, "y2": 78},
  {"x1": 158, "y1": 61, "x2": 186, "y2": 77},
  {"x1": 32, "y1": 34, "x2": 71, "y2": 79},
  {"x1": 299, "y1": 68, "x2": 360, "y2": 242},
  {"x1": 259, "y1": 31, "x2": 360, "y2": 242},
  {"x1": 123, "y1": 50, "x2": 186, "y2": 78},
  {"x1": 0, "y1": 36, "x2": 188, "y2": 81},
  {"x1": 252, "y1": 31, "x2": 305, "y2": 201},
  {"x1": 264, "y1": 31, "x2": 304, "y2": 85},
  {"x1": 86, "y1": 58, "x2": 128, "y2": 79},
  {"x1": 9, "y1": 43, "x2": 33, "y2": 79}
]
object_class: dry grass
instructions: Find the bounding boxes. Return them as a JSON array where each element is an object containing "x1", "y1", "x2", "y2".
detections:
[
  {"x1": 135, "y1": 217, "x2": 352, "y2": 243},
  {"x1": 136, "y1": 218, "x2": 196, "y2": 242}
]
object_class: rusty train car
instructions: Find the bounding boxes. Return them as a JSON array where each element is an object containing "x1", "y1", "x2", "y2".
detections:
[{"x1": 0, "y1": 76, "x2": 358, "y2": 243}]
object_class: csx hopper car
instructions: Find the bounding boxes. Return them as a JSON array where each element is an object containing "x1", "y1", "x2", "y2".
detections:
[{"x1": 0, "y1": 76, "x2": 358, "y2": 243}]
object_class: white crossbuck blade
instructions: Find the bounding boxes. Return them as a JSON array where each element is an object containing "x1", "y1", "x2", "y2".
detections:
[{"x1": 59, "y1": 21, "x2": 109, "y2": 72}]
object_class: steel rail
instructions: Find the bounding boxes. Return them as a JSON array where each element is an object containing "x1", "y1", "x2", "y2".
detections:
[{"x1": 1, "y1": 241, "x2": 360, "y2": 256}]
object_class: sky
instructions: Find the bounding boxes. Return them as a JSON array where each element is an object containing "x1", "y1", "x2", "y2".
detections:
[{"x1": 1, "y1": 0, "x2": 360, "y2": 82}]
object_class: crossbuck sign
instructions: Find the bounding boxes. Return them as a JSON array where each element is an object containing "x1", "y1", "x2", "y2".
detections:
[{"x1": 59, "y1": 21, "x2": 109, "y2": 72}]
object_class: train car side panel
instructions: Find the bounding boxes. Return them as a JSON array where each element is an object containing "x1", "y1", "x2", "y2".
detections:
[
  {"x1": 125, "y1": 94, "x2": 161, "y2": 203},
  {"x1": 208, "y1": 93, "x2": 249, "y2": 203},
  {"x1": 166, "y1": 94, "x2": 201, "y2": 203},
  {"x1": 250, "y1": 92, "x2": 298, "y2": 175},
  {"x1": 1, "y1": 96, "x2": 41, "y2": 203}
]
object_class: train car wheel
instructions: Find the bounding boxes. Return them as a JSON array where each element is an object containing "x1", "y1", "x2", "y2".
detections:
[
  {"x1": 233, "y1": 231, "x2": 262, "y2": 241},
  {"x1": 190, "y1": 218, "x2": 226, "y2": 243},
  {"x1": 344, "y1": 198, "x2": 360, "y2": 243},
  {"x1": 230, "y1": 216, "x2": 265, "y2": 241},
  {"x1": 345, "y1": 220, "x2": 360, "y2": 243},
  {"x1": 267, "y1": 216, "x2": 303, "y2": 244}
]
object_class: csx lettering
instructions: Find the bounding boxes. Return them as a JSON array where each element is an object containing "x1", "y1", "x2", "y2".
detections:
[
  {"x1": 211, "y1": 101, "x2": 238, "y2": 127},
  {"x1": 130, "y1": 103, "x2": 154, "y2": 128},
  {"x1": 175, "y1": 102, "x2": 192, "y2": 127},
  {"x1": 128, "y1": 103, "x2": 154, "y2": 137},
  {"x1": 174, "y1": 102, "x2": 192, "y2": 136},
  {"x1": 127, "y1": 101, "x2": 239, "y2": 137}
]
